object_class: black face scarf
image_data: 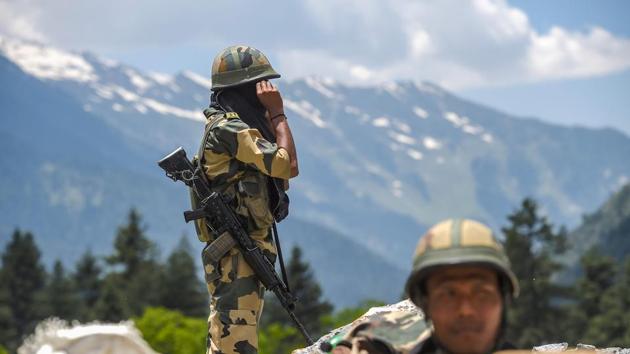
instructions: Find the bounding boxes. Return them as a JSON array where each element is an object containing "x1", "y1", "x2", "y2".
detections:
[{"x1": 211, "y1": 83, "x2": 276, "y2": 143}]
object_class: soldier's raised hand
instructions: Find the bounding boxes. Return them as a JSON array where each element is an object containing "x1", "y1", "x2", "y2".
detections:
[{"x1": 256, "y1": 80, "x2": 284, "y2": 119}]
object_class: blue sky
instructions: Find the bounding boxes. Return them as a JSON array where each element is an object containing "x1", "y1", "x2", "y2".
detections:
[
  {"x1": 1, "y1": 0, "x2": 628, "y2": 134},
  {"x1": 511, "y1": 0, "x2": 630, "y2": 36},
  {"x1": 463, "y1": 0, "x2": 630, "y2": 132}
]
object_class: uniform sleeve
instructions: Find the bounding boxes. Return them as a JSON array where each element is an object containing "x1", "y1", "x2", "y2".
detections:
[
  {"x1": 332, "y1": 309, "x2": 431, "y2": 354},
  {"x1": 213, "y1": 118, "x2": 292, "y2": 180}
]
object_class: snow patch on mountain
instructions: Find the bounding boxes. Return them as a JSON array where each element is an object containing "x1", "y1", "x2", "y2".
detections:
[
  {"x1": 182, "y1": 70, "x2": 212, "y2": 89},
  {"x1": 462, "y1": 124, "x2": 483, "y2": 135},
  {"x1": 444, "y1": 111, "x2": 493, "y2": 143},
  {"x1": 373, "y1": 117, "x2": 390, "y2": 127},
  {"x1": 0, "y1": 37, "x2": 97, "y2": 82},
  {"x1": 284, "y1": 99, "x2": 327, "y2": 128},
  {"x1": 415, "y1": 82, "x2": 445, "y2": 96},
  {"x1": 148, "y1": 72, "x2": 180, "y2": 92},
  {"x1": 407, "y1": 149, "x2": 423, "y2": 160},
  {"x1": 305, "y1": 76, "x2": 336, "y2": 99},
  {"x1": 94, "y1": 85, "x2": 114, "y2": 100},
  {"x1": 89, "y1": 82, "x2": 202, "y2": 121},
  {"x1": 390, "y1": 132, "x2": 416, "y2": 145},
  {"x1": 444, "y1": 112, "x2": 469, "y2": 127},
  {"x1": 113, "y1": 86, "x2": 140, "y2": 102},
  {"x1": 148, "y1": 72, "x2": 173, "y2": 85},
  {"x1": 423, "y1": 137, "x2": 442, "y2": 150},
  {"x1": 134, "y1": 104, "x2": 148, "y2": 114},
  {"x1": 395, "y1": 122, "x2": 412, "y2": 134},
  {"x1": 142, "y1": 98, "x2": 202, "y2": 121},
  {"x1": 124, "y1": 69, "x2": 152, "y2": 92},
  {"x1": 382, "y1": 81, "x2": 405, "y2": 98},
  {"x1": 413, "y1": 106, "x2": 429, "y2": 119},
  {"x1": 96, "y1": 56, "x2": 119, "y2": 68}
]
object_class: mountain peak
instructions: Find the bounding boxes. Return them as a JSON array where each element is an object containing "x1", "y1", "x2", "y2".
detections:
[{"x1": 0, "y1": 36, "x2": 98, "y2": 83}]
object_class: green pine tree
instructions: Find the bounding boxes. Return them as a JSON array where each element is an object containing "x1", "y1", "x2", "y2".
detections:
[
  {"x1": 73, "y1": 250, "x2": 102, "y2": 321},
  {"x1": 106, "y1": 208, "x2": 163, "y2": 316},
  {"x1": 94, "y1": 274, "x2": 130, "y2": 322},
  {"x1": 0, "y1": 265, "x2": 17, "y2": 353},
  {"x1": 261, "y1": 246, "x2": 333, "y2": 339},
  {"x1": 107, "y1": 208, "x2": 155, "y2": 278},
  {"x1": 161, "y1": 236, "x2": 207, "y2": 317},
  {"x1": 502, "y1": 198, "x2": 568, "y2": 348},
  {"x1": 0, "y1": 230, "x2": 47, "y2": 352},
  {"x1": 582, "y1": 256, "x2": 630, "y2": 347},
  {"x1": 46, "y1": 260, "x2": 80, "y2": 320},
  {"x1": 620, "y1": 257, "x2": 630, "y2": 345},
  {"x1": 565, "y1": 247, "x2": 617, "y2": 344}
]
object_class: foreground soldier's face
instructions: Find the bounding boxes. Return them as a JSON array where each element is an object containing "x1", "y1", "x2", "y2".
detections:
[{"x1": 425, "y1": 265, "x2": 502, "y2": 354}]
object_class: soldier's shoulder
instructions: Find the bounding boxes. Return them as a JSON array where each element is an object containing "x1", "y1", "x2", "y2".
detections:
[
  {"x1": 203, "y1": 108, "x2": 247, "y2": 131},
  {"x1": 345, "y1": 301, "x2": 431, "y2": 353}
]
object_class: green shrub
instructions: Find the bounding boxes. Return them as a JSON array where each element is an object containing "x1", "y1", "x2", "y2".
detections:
[{"x1": 134, "y1": 307, "x2": 206, "y2": 354}]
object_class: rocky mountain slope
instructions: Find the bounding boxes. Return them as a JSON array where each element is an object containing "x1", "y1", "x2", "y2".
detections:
[{"x1": 2, "y1": 36, "x2": 629, "y2": 306}]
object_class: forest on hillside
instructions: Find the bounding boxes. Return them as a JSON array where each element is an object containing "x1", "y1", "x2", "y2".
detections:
[{"x1": 1, "y1": 195, "x2": 630, "y2": 353}]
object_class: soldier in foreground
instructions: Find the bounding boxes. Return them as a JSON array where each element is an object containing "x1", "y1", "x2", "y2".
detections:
[
  {"x1": 196, "y1": 46, "x2": 298, "y2": 354},
  {"x1": 332, "y1": 219, "x2": 519, "y2": 354}
]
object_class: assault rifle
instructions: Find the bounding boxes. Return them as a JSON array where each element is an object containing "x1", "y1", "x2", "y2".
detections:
[{"x1": 158, "y1": 147, "x2": 314, "y2": 345}]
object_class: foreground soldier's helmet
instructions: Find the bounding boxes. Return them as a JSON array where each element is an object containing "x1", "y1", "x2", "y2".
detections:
[
  {"x1": 405, "y1": 219, "x2": 519, "y2": 308},
  {"x1": 211, "y1": 45, "x2": 280, "y2": 91}
]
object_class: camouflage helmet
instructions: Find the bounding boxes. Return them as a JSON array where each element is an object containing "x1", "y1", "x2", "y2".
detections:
[
  {"x1": 211, "y1": 45, "x2": 280, "y2": 91},
  {"x1": 405, "y1": 219, "x2": 519, "y2": 308}
]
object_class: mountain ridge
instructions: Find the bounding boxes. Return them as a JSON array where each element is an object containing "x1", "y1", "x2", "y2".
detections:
[{"x1": 2, "y1": 35, "x2": 629, "y2": 305}]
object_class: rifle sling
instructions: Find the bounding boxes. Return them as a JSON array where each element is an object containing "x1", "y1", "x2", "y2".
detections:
[{"x1": 272, "y1": 223, "x2": 291, "y2": 292}]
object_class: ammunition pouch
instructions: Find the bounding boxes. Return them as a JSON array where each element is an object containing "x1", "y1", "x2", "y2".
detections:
[
  {"x1": 267, "y1": 178, "x2": 289, "y2": 222},
  {"x1": 201, "y1": 232, "x2": 237, "y2": 283},
  {"x1": 203, "y1": 231, "x2": 237, "y2": 264},
  {"x1": 237, "y1": 174, "x2": 274, "y2": 230}
]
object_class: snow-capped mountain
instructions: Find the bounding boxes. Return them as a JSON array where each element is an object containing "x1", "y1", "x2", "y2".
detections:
[{"x1": 2, "y1": 36, "x2": 630, "y2": 306}]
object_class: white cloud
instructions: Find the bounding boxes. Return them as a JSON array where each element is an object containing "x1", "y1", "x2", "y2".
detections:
[
  {"x1": 410, "y1": 30, "x2": 434, "y2": 59},
  {"x1": 304, "y1": 0, "x2": 630, "y2": 88},
  {"x1": 351, "y1": 66, "x2": 373, "y2": 81},
  {"x1": 0, "y1": 2, "x2": 46, "y2": 42},
  {"x1": 0, "y1": 0, "x2": 628, "y2": 90},
  {"x1": 528, "y1": 26, "x2": 630, "y2": 80}
]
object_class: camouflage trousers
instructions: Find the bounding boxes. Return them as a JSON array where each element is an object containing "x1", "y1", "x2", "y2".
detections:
[{"x1": 203, "y1": 227, "x2": 276, "y2": 354}]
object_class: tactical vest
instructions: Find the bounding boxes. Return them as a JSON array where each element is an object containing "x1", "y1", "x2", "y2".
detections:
[{"x1": 190, "y1": 111, "x2": 274, "y2": 243}]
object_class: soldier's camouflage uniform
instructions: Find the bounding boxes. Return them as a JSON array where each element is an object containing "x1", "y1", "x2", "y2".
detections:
[
  {"x1": 193, "y1": 106, "x2": 291, "y2": 354},
  {"x1": 339, "y1": 306, "x2": 431, "y2": 354}
]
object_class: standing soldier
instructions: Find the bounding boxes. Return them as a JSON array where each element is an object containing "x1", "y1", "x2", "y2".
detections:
[
  {"x1": 193, "y1": 45, "x2": 299, "y2": 354},
  {"x1": 332, "y1": 219, "x2": 519, "y2": 354}
]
